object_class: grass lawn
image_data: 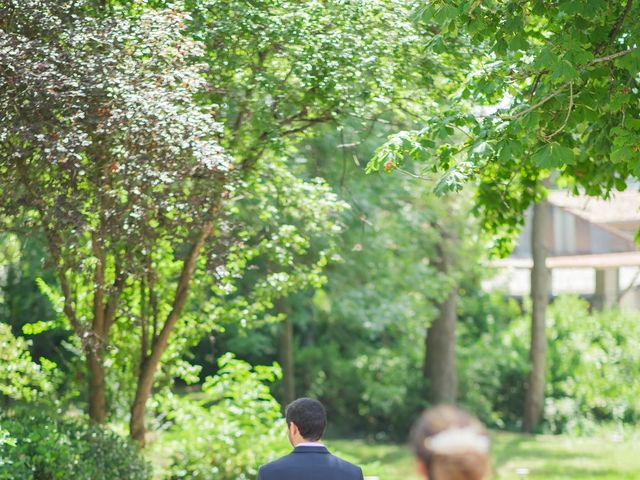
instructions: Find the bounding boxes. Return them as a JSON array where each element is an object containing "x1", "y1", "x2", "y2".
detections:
[{"x1": 326, "y1": 431, "x2": 640, "y2": 480}]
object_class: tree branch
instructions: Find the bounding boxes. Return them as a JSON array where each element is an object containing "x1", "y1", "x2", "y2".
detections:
[
  {"x1": 504, "y1": 47, "x2": 637, "y2": 121},
  {"x1": 607, "y1": 0, "x2": 633, "y2": 45},
  {"x1": 151, "y1": 203, "x2": 221, "y2": 357},
  {"x1": 91, "y1": 231, "x2": 106, "y2": 341},
  {"x1": 130, "y1": 203, "x2": 222, "y2": 441},
  {"x1": 588, "y1": 46, "x2": 637, "y2": 66},
  {"x1": 541, "y1": 81, "x2": 573, "y2": 141},
  {"x1": 279, "y1": 115, "x2": 333, "y2": 136},
  {"x1": 140, "y1": 279, "x2": 148, "y2": 363},
  {"x1": 506, "y1": 84, "x2": 568, "y2": 121},
  {"x1": 103, "y1": 254, "x2": 125, "y2": 332},
  {"x1": 44, "y1": 229, "x2": 84, "y2": 338}
]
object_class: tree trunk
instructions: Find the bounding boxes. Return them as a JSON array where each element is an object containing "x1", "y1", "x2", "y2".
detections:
[
  {"x1": 424, "y1": 287, "x2": 458, "y2": 404},
  {"x1": 279, "y1": 311, "x2": 295, "y2": 405},
  {"x1": 523, "y1": 199, "x2": 550, "y2": 433},
  {"x1": 129, "y1": 218, "x2": 215, "y2": 445},
  {"x1": 87, "y1": 349, "x2": 106, "y2": 423},
  {"x1": 130, "y1": 356, "x2": 153, "y2": 444},
  {"x1": 424, "y1": 237, "x2": 458, "y2": 405}
]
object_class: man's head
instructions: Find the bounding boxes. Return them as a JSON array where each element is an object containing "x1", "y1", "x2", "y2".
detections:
[{"x1": 285, "y1": 397, "x2": 327, "y2": 446}]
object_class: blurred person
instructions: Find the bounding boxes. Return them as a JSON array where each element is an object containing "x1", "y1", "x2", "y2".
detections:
[
  {"x1": 257, "y1": 397, "x2": 364, "y2": 480},
  {"x1": 411, "y1": 405, "x2": 490, "y2": 480}
]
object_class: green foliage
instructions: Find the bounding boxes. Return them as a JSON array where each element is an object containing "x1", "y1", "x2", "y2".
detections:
[
  {"x1": 457, "y1": 293, "x2": 530, "y2": 429},
  {"x1": 3, "y1": 0, "x2": 636, "y2": 462},
  {"x1": 458, "y1": 294, "x2": 640, "y2": 433},
  {"x1": 149, "y1": 354, "x2": 287, "y2": 480},
  {"x1": 1, "y1": 0, "x2": 350, "y2": 430},
  {"x1": 299, "y1": 342, "x2": 426, "y2": 439},
  {"x1": 185, "y1": 0, "x2": 425, "y2": 161},
  {"x1": 0, "y1": 0, "x2": 230, "y2": 423},
  {"x1": 0, "y1": 323, "x2": 54, "y2": 402},
  {"x1": 0, "y1": 235, "x2": 69, "y2": 370},
  {"x1": 212, "y1": 120, "x2": 488, "y2": 439},
  {"x1": 545, "y1": 296, "x2": 640, "y2": 433},
  {"x1": 368, "y1": 0, "x2": 640, "y2": 253},
  {"x1": 0, "y1": 408, "x2": 151, "y2": 480}
]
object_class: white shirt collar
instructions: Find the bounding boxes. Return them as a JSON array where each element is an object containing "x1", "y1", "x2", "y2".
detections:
[{"x1": 296, "y1": 441, "x2": 325, "y2": 447}]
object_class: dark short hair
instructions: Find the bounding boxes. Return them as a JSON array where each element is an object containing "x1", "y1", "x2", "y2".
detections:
[{"x1": 285, "y1": 397, "x2": 327, "y2": 441}]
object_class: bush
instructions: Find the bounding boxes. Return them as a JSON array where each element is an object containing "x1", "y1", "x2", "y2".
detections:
[
  {"x1": 149, "y1": 354, "x2": 288, "y2": 480},
  {"x1": 459, "y1": 294, "x2": 640, "y2": 433},
  {"x1": 0, "y1": 323, "x2": 54, "y2": 402},
  {"x1": 545, "y1": 296, "x2": 640, "y2": 433},
  {"x1": 298, "y1": 341, "x2": 426, "y2": 439},
  {"x1": 457, "y1": 292, "x2": 529, "y2": 429},
  {"x1": 457, "y1": 317, "x2": 529, "y2": 430},
  {"x1": 0, "y1": 408, "x2": 151, "y2": 480}
]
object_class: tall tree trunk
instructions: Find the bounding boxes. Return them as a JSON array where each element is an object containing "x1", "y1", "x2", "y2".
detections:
[
  {"x1": 279, "y1": 311, "x2": 295, "y2": 405},
  {"x1": 87, "y1": 231, "x2": 108, "y2": 423},
  {"x1": 424, "y1": 287, "x2": 458, "y2": 404},
  {"x1": 129, "y1": 219, "x2": 215, "y2": 445},
  {"x1": 87, "y1": 349, "x2": 106, "y2": 423},
  {"x1": 424, "y1": 239, "x2": 458, "y2": 404},
  {"x1": 523, "y1": 199, "x2": 550, "y2": 433}
]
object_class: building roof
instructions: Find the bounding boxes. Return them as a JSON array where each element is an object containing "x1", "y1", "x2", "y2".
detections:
[
  {"x1": 547, "y1": 190, "x2": 640, "y2": 225},
  {"x1": 495, "y1": 190, "x2": 640, "y2": 269}
]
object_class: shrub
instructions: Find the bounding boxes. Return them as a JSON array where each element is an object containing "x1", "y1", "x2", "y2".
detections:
[
  {"x1": 0, "y1": 323, "x2": 54, "y2": 402},
  {"x1": 149, "y1": 354, "x2": 288, "y2": 480},
  {"x1": 297, "y1": 341, "x2": 426, "y2": 439},
  {"x1": 0, "y1": 408, "x2": 151, "y2": 480},
  {"x1": 545, "y1": 296, "x2": 640, "y2": 433},
  {"x1": 456, "y1": 292, "x2": 529, "y2": 429},
  {"x1": 457, "y1": 316, "x2": 529, "y2": 430},
  {"x1": 459, "y1": 294, "x2": 640, "y2": 433}
]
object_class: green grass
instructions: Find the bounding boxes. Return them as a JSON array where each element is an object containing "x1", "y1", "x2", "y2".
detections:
[{"x1": 325, "y1": 431, "x2": 640, "y2": 480}]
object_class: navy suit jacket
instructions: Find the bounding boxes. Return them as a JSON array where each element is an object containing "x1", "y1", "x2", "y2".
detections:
[{"x1": 257, "y1": 446, "x2": 364, "y2": 480}]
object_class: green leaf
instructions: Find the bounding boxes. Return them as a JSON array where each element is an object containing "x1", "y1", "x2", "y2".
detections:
[
  {"x1": 531, "y1": 143, "x2": 575, "y2": 168},
  {"x1": 433, "y1": 5, "x2": 459, "y2": 24},
  {"x1": 552, "y1": 60, "x2": 579, "y2": 81},
  {"x1": 22, "y1": 321, "x2": 55, "y2": 335},
  {"x1": 434, "y1": 161, "x2": 473, "y2": 195},
  {"x1": 614, "y1": 49, "x2": 640, "y2": 75},
  {"x1": 611, "y1": 146, "x2": 634, "y2": 164},
  {"x1": 535, "y1": 47, "x2": 560, "y2": 71},
  {"x1": 510, "y1": 34, "x2": 529, "y2": 51},
  {"x1": 498, "y1": 140, "x2": 524, "y2": 161}
]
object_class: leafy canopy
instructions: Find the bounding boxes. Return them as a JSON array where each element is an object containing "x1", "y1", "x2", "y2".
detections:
[{"x1": 368, "y1": 0, "x2": 640, "y2": 253}]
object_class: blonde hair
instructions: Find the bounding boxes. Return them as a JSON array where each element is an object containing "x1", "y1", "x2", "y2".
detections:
[{"x1": 411, "y1": 405, "x2": 490, "y2": 480}]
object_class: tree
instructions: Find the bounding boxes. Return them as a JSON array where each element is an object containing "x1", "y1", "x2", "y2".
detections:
[
  {"x1": 1, "y1": 1, "x2": 352, "y2": 444},
  {"x1": 277, "y1": 300, "x2": 295, "y2": 405},
  {"x1": 424, "y1": 224, "x2": 459, "y2": 404},
  {"x1": 523, "y1": 198, "x2": 550, "y2": 432},
  {"x1": 368, "y1": 0, "x2": 640, "y2": 429},
  {"x1": 178, "y1": 0, "x2": 429, "y2": 161},
  {"x1": 2, "y1": 0, "x2": 451, "y2": 442},
  {"x1": 136, "y1": 0, "x2": 430, "y2": 435},
  {"x1": 268, "y1": 120, "x2": 484, "y2": 432},
  {"x1": 1, "y1": 2, "x2": 231, "y2": 426},
  {"x1": 370, "y1": 0, "x2": 640, "y2": 238}
]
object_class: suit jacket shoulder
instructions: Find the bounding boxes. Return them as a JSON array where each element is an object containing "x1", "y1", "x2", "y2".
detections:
[{"x1": 258, "y1": 446, "x2": 363, "y2": 480}]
